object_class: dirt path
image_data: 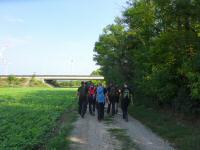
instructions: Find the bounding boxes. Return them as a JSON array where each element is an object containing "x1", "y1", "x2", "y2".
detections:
[
  {"x1": 114, "y1": 113, "x2": 174, "y2": 150},
  {"x1": 69, "y1": 113, "x2": 120, "y2": 150},
  {"x1": 69, "y1": 108, "x2": 174, "y2": 150}
]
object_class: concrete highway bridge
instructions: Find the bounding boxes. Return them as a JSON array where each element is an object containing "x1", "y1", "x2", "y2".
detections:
[{"x1": 0, "y1": 75, "x2": 104, "y2": 82}]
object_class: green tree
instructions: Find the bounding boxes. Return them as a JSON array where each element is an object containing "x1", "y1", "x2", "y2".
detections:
[
  {"x1": 90, "y1": 69, "x2": 102, "y2": 76},
  {"x1": 94, "y1": 0, "x2": 200, "y2": 114}
]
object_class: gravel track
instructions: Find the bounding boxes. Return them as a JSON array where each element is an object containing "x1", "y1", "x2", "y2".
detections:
[{"x1": 69, "y1": 108, "x2": 175, "y2": 150}]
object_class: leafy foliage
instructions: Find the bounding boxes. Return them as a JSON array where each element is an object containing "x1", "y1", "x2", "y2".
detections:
[
  {"x1": 90, "y1": 69, "x2": 102, "y2": 76},
  {"x1": 94, "y1": 0, "x2": 200, "y2": 115}
]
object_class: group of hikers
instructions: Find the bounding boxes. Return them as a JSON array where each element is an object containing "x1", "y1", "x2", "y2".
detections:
[{"x1": 77, "y1": 81, "x2": 132, "y2": 122}]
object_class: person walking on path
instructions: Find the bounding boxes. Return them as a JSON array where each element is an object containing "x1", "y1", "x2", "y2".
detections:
[
  {"x1": 107, "y1": 83, "x2": 116, "y2": 116},
  {"x1": 121, "y1": 83, "x2": 132, "y2": 122},
  {"x1": 77, "y1": 81, "x2": 88, "y2": 118},
  {"x1": 96, "y1": 83, "x2": 107, "y2": 121},
  {"x1": 88, "y1": 82, "x2": 96, "y2": 115},
  {"x1": 114, "y1": 85, "x2": 120, "y2": 114}
]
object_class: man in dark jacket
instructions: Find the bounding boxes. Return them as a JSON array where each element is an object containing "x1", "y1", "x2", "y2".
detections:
[
  {"x1": 77, "y1": 81, "x2": 88, "y2": 118},
  {"x1": 121, "y1": 83, "x2": 132, "y2": 122},
  {"x1": 114, "y1": 85, "x2": 120, "y2": 114},
  {"x1": 107, "y1": 83, "x2": 116, "y2": 116}
]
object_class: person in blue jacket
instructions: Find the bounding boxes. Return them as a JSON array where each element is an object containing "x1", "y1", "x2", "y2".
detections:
[{"x1": 96, "y1": 83, "x2": 107, "y2": 121}]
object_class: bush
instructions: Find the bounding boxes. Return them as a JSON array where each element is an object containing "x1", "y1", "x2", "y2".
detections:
[{"x1": 7, "y1": 75, "x2": 16, "y2": 85}]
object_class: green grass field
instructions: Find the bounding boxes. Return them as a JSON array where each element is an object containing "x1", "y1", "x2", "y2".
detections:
[{"x1": 0, "y1": 88, "x2": 77, "y2": 150}]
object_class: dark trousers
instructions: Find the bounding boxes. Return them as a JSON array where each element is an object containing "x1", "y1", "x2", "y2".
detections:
[
  {"x1": 121, "y1": 103, "x2": 129, "y2": 121},
  {"x1": 78, "y1": 97, "x2": 87, "y2": 117},
  {"x1": 88, "y1": 95, "x2": 95, "y2": 114},
  {"x1": 115, "y1": 96, "x2": 119, "y2": 114},
  {"x1": 107, "y1": 96, "x2": 115, "y2": 116},
  {"x1": 97, "y1": 102, "x2": 104, "y2": 120},
  {"x1": 115, "y1": 102, "x2": 119, "y2": 114}
]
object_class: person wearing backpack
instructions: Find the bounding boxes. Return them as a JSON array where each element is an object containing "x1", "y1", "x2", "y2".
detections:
[
  {"x1": 114, "y1": 85, "x2": 120, "y2": 114},
  {"x1": 88, "y1": 82, "x2": 96, "y2": 115},
  {"x1": 96, "y1": 83, "x2": 107, "y2": 121},
  {"x1": 121, "y1": 83, "x2": 131, "y2": 122},
  {"x1": 77, "y1": 81, "x2": 88, "y2": 118},
  {"x1": 107, "y1": 83, "x2": 116, "y2": 116}
]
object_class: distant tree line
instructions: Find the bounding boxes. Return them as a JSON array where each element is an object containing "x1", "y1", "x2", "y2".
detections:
[
  {"x1": 56, "y1": 80, "x2": 81, "y2": 88},
  {"x1": 94, "y1": 0, "x2": 200, "y2": 115}
]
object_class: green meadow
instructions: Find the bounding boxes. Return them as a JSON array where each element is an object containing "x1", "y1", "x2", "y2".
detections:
[{"x1": 0, "y1": 88, "x2": 77, "y2": 150}]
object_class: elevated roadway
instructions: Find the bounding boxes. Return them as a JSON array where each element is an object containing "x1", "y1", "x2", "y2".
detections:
[{"x1": 0, "y1": 75, "x2": 104, "y2": 81}]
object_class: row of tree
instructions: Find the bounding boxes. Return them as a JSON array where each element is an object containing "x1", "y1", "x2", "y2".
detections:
[{"x1": 94, "y1": 0, "x2": 200, "y2": 115}]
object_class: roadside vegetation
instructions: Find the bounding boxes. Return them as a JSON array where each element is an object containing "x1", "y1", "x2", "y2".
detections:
[
  {"x1": 0, "y1": 75, "x2": 48, "y2": 87},
  {"x1": 53, "y1": 80, "x2": 82, "y2": 88},
  {"x1": 129, "y1": 104, "x2": 200, "y2": 150},
  {"x1": 0, "y1": 88, "x2": 77, "y2": 150},
  {"x1": 44, "y1": 100, "x2": 77, "y2": 150},
  {"x1": 94, "y1": 0, "x2": 200, "y2": 149},
  {"x1": 48, "y1": 79, "x2": 105, "y2": 88}
]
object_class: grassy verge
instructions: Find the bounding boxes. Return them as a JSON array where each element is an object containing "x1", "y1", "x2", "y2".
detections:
[
  {"x1": 0, "y1": 88, "x2": 77, "y2": 150},
  {"x1": 129, "y1": 104, "x2": 200, "y2": 150},
  {"x1": 108, "y1": 128, "x2": 137, "y2": 150}
]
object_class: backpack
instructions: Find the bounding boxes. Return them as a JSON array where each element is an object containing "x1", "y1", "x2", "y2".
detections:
[
  {"x1": 123, "y1": 88, "x2": 130, "y2": 99},
  {"x1": 115, "y1": 89, "x2": 120, "y2": 98},
  {"x1": 97, "y1": 87, "x2": 104, "y2": 95},
  {"x1": 97, "y1": 86, "x2": 105, "y2": 103},
  {"x1": 110, "y1": 86, "x2": 116, "y2": 97},
  {"x1": 89, "y1": 86, "x2": 95, "y2": 96}
]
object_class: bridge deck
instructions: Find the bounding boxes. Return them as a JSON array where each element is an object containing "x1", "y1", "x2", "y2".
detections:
[{"x1": 0, "y1": 75, "x2": 104, "y2": 80}]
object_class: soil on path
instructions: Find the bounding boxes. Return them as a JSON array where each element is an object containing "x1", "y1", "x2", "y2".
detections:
[
  {"x1": 114, "y1": 112, "x2": 174, "y2": 150},
  {"x1": 69, "y1": 108, "x2": 174, "y2": 150},
  {"x1": 69, "y1": 113, "x2": 120, "y2": 150}
]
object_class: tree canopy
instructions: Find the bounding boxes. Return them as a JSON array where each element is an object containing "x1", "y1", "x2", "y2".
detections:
[{"x1": 94, "y1": 0, "x2": 200, "y2": 114}]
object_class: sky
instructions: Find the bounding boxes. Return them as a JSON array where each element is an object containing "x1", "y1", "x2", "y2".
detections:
[{"x1": 0, "y1": 0, "x2": 126, "y2": 75}]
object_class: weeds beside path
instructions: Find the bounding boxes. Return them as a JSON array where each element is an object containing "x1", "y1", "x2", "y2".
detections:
[
  {"x1": 40, "y1": 102, "x2": 78, "y2": 150},
  {"x1": 129, "y1": 104, "x2": 200, "y2": 150}
]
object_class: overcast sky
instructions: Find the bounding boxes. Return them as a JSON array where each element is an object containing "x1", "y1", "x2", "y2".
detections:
[{"x1": 0, "y1": 0, "x2": 126, "y2": 75}]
